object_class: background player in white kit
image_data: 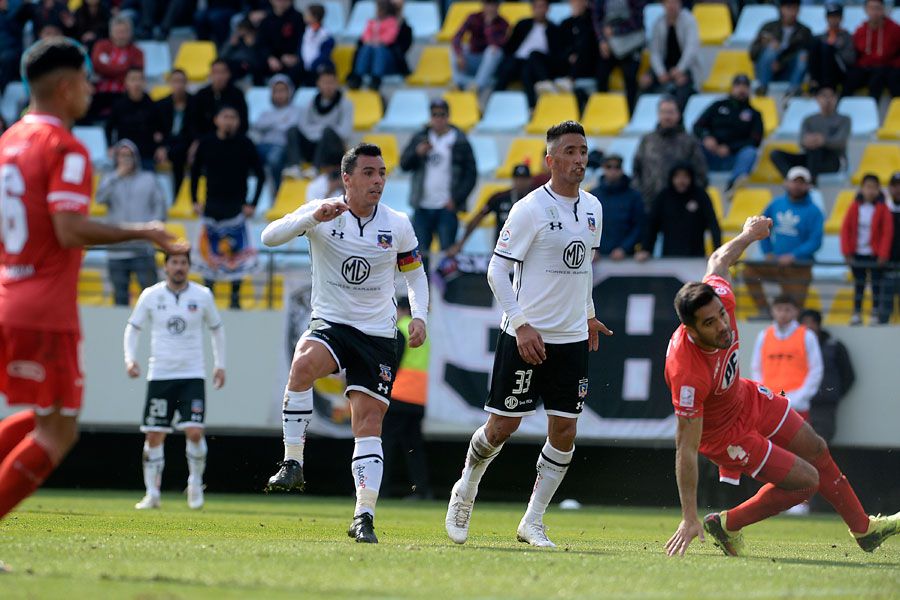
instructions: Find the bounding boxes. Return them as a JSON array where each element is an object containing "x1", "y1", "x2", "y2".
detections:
[
  {"x1": 260, "y1": 143, "x2": 429, "y2": 543},
  {"x1": 123, "y1": 251, "x2": 226, "y2": 510},
  {"x1": 445, "y1": 121, "x2": 613, "y2": 547}
]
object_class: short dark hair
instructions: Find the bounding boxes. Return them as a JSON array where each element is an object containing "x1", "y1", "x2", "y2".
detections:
[
  {"x1": 169, "y1": 68, "x2": 187, "y2": 79},
  {"x1": 125, "y1": 66, "x2": 144, "y2": 77},
  {"x1": 316, "y1": 63, "x2": 337, "y2": 78},
  {"x1": 22, "y1": 37, "x2": 87, "y2": 85},
  {"x1": 546, "y1": 120, "x2": 585, "y2": 147},
  {"x1": 861, "y1": 173, "x2": 881, "y2": 186},
  {"x1": 164, "y1": 250, "x2": 191, "y2": 265},
  {"x1": 307, "y1": 3, "x2": 326, "y2": 23},
  {"x1": 215, "y1": 103, "x2": 239, "y2": 117},
  {"x1": 341, "y1": 143, "x2": 382, "y2": 175},
  {"x1": 211, "y1": 58, "x2": 230, "y2": 70},
  {"x1": 799, "y1": 308, "x2": 822, "y2": 325},
  {"x1": 772, "y1": 293, "x2": 798, "y2": 308},
  {"x1": 674, "y1": 282, "x2": 718, "y2": 327}
]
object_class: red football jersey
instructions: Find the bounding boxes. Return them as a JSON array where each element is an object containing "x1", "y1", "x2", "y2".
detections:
[
  {"x1": 0, "y1": 114, "x2": 92, "y2": 333},
  {"x1": 665, "y1": 274, "x2": 758, "y2": 450}
]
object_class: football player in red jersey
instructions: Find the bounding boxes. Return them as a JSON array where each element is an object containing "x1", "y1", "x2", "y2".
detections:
[
  {"x1": 0, "y1": 38, "x2": 185, "y2": 545},
  {"x1": 663, "y1": 215, "x2": 900, "y2": 557}
]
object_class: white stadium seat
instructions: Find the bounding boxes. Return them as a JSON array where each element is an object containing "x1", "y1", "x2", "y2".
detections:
[
  {"x1": 683, "y1": 93, "x2": 724, "y2": 133},
  {"x1": 726, "y1": 5, "x2": 777, "y2": 47},
  {"x1": 622, "y1": 94, "x2": 662, "y2": 136},
  {"x1": 475, "y1": 91, "x2": 529, "y2": 133},
  {"x1": 774, "y1": 98, "x2": 819, "y2": 138},
  {"x1": 378, "y1": 90, "x2": 430, "y2": 131},
  {"x1": 837, "y1": 97, "x2": 880, "y2": 138}
]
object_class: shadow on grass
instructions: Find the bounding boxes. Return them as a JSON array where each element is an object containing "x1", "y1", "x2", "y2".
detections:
[{"x1": 744, "y1": 555, "x2": 900, "y2": 569}]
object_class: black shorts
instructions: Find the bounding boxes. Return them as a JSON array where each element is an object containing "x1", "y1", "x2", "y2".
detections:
[
  {"x1": 141, "y1": 378, "x2": 206, "y2": 432},
  {"x1": 303, "y1": 318, "x2": 399, "y2": 405},
  {"x1": 486, "y1": 332, "x2": 589, "y2": 418}
]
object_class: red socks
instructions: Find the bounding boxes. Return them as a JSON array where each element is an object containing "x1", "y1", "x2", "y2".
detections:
[
  {"x1": 726, "y1": 483, "x2": 817, "y2": 531},
  {"x1": 0, "y1": 436, "x2": 54, "y2": 520},
  {"x1": 812, "y1": 449, "x2": 869, "y2": 534},
  {"x1": 0, "y1": 410, "x2": 36, "y2": 460}
]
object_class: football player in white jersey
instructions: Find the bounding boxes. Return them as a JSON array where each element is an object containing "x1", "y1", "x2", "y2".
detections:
[
  {"x1": 124, "y1": 251, "x2": 226, "y2": 510},
  {"x1": 445, "y1": 121, "x2": 614, "y2": 547},
  {"x1": 260, "y1": 143, "x2": 429, "y2": 543}
]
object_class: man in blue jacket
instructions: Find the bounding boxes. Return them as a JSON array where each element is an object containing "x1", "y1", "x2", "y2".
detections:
[
  {"x1": 590, "y1": 154, "x2": 645, "y2": 259},
  {"x1": 744, "y1": 166, "x2": 824, "y2": 318}
]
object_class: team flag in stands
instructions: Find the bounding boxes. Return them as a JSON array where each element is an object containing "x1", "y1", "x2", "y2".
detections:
[{"x1": 195, "y1": 214, "x2": 258, "y2": 281}]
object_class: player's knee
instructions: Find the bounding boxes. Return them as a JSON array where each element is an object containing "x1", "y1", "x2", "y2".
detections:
[
  {"x1": 797, "y1": 460, "x2": 820, "y2": 492},
  {"x1": 355, "y1": 411, "x2": 384, "y2": 437},
  {"x1": 485, "y1": 416, "x2": 519, "y2": 445},
  {"x1": 808, "y1": 433, "x2": 828, "y2": 462},
  {"x1": 185, "y1": 428, "x2": 204, "y2": 443},
  {"x1": 289, "y1": 359, "x2": 318, "y2": 389},
  {"x1": 145, "y1": 432, "x2": 166, "y2": 446},
  {"x1": 548, "y1": 418, "x2": 577, "y2": 448}
]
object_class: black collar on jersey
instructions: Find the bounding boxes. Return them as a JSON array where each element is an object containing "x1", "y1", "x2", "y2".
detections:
[
  {"x1": 542, "y1": 184, "x2": 580, "y2": 222},
  {"x1": 165, "y1": 282, "x2": 189, "y2": 303},
  {"x1": 348, "y1": 200, "x2": 379, "y2": 236}
]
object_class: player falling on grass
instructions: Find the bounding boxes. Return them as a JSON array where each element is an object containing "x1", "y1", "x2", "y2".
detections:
[
  {"x1": 124, "y1": 251, "x2": 226, "y2": 511},
  {"x1": 664, "y1": 215, "x2": 900, "y2": 557},
  {"x1": 260, "y1": 143, "x2": 429, "y2": 543},
  {"x1": 445, "y1": 121, "x2": 613, "y2": 548},
  {"x1": 0, "y1": 38, "x2": 183, "y2": 558}
]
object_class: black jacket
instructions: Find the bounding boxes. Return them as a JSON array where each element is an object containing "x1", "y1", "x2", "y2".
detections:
[
  {"x1": 399, "y1": 126, "x2": 477, "y2": 211},
  {"x1": 155, "y1": 93, "x2": 197, "y2": 155},
  {"x1": 105, "y1": 93, "x2": 162, "y2": 161},
  {"x1": 693, "y1": 96, "x2": 764, "y2": 152},
  {"x1": 811, "y1": 330, "x2": 855, "y2": 408},
  {"x1": 191, "y1": 133, "x2": 265, "y2": 219},
  {"x1": 257, "y1": 7, "x2": 304, "y2": 60},
  {"x1": 503, "y1": 18, "x2": 563, "y2": 60},
  {"x1": 644, "y1": 164, "x2": 721, "y2": 257},
  {"x1": 890, "y1": 206, "x2": 900, "y2": 263},
  {"x1": 192, "y1": 83, "x2": 249, "y2": 136},
  {"x1": 560, "y1": 12, "x2": 599, "y2": 74}
]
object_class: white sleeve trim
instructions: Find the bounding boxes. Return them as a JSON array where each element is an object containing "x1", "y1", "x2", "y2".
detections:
[
  {"x1": 48, "y1": 191, "x2": 89, "y2": 205},
  {"x1": 261, "y1": 203, "x2": 320, "y2": 247}
]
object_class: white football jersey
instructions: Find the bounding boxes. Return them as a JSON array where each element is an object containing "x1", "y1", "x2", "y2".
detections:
[
  {"x1": 303, "y1": 197, "x2": 422, "y2": 338},
  {"x1": 494, "y1": 185, "x2": 603, "y2": 343},
  {"x1": 128, "y1": 281, "x2": 223, "y2": 380}
]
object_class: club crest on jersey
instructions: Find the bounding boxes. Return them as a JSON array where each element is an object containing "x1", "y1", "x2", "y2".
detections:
[
  {"x1": 587, "y1": 215, "x2": 596, "y2": 232},
  {"x1": 718, "y1": 346, "x2": 740, "y2": 392},
  {"x1": 379, "y1": 363, "x2": 392, "y2": 382},
  {"x1": 377, "y1": 233, "x2": 393, "y2": 249},
  {"x1": 578, "y1": 378, "x2": 589, "y2": 399},
  {"x1": 187, "y1": 301, "x2": 198, "y2": 312},
  {"x1": 191, "y1": 399, "x2": 204, "y2": 414}
]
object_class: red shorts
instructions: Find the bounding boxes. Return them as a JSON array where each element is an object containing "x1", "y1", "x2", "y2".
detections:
[
  {"x1": 0, "y1": 326, "x2": 83, "y2": 416},
  {"x1": 703, "y1": 384, "x2": 806, "y2": 486}
]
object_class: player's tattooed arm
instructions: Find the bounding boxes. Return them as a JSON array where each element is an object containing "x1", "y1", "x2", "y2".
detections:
[
  {"x1": 666, "y1": 415, "x2": 705, "y2": 556},
  {"x1": 705, "y1": 215, "x2": 773, "y2": 281}
]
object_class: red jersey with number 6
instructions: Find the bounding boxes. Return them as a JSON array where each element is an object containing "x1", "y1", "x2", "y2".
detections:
[{"x1": 0, "y1": 113, "x2": 92, "y2": 334}]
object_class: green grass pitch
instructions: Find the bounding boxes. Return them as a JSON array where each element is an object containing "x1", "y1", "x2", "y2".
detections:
[{"x1": 2, "y1": 490, "x2": 898, "y2": 599}]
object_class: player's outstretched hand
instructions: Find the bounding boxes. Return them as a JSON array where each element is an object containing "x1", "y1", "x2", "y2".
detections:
[
  {"x1": 515, "y1": 324, "x2": 546, "y2": 365},
  {"x1": 665, "y1": 518, "x2": 705, "y2": 557},
  {"x1": 743, "y1": 216, "x2": 773, "y2": 242},
  {"x1": 126, "y1": 361, "x2": 140, "y2": 379},
  {"x1": 588, "y1": 318, "x2": 613, "y2": 352},
  {"x1": 143, "y1": 222, "x2": 190, "y2": 254},
  {"x1": 313, "y1": 201, "x2": 349, "y2": 223},
  {"x1": 213, "y1": 368, "x2": 226, "y2": 389},
  {"x1": 408, "y1": 318, "x2": 427, "y2": 348}
]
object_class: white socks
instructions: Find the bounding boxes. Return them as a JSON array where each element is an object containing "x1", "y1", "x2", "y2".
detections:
[
  {"x1": 458, "y1": 425, "x2": 503, "y2": 501},
  {"x1": 142, "y1": 442, "x2": 164, "y2": 497},
  {"x1": 351, "y1": 436, "x2": 383, "y2": 517},
  {"x1": 283, "y1": 388, "x2": 313, "y2": 464},
  {"x1": 186, "y1": 437, "x2": 207, "y2": 487},
  {"x1": 523, "y1": 439, "x2": 573, "y2": 524}
]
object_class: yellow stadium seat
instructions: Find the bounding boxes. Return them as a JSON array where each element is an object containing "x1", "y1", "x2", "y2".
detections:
[
  {"x1": 346, "y1": 89, "x2": 384, "y2": 130},
  {"x1": 444, "y1": 90, "x2": 480, "y2": 131},
  {"x1": 77, "y1": 269, "x2": 108, "y2": 306},
  {"x1": 825, "y1": 288, "x2": 873, "y2": 326},
  {"x1": 750, "y1": 141, "x2": 799, "y2": 183},
  {"x1": 266, "y1": 179, "x2": 308, "y2": 221},
  {"x1": 851, "y1": 144, "x2": 900, "y2": 185},
  {"x1": 68, "y1": 0, "x2": 82, "y2": 10},
  {"x1": 722, "y1": 188, "x2": 772, "y2": 231},
  {"x1": 610, "y1": 51, "x2": 650, "y2": 91},
  {"x1": 582, "y1": 93, "x2": 629, "y2": 136},
  {"x1": 89, "y1": 174, "x2": 106, "y2": 217},
  {"x1": 525, "y1": 93, "x2": 579, "y2": 135},
  {"x1": 707, "y1": 186, "x2": 724, "y2": 220},
  {"x1": 804, "y1": 286, "x2": 823, "y2": 312},
  {"x1": 750, "y1": 96, "x2": 778, "y2": 137},
  {"x1": 170, "y1": 178, "x2": 204, "y2": 219},
  {"x1": 332, "y1": 45, "x2": 356, "y2": 83},
  {"x1": 460, "y1": 182, "x2": 509, "y2": 225},
  {"x1": 210, "y1": 276, "x2": 257, "y2": 310},
  {"x1": 877, "y1": 98, "x2": 900, "y2": 140},
  {"x1": 499, "y1": 2, "x2": 533, "y2": 26},
  {"x1": 703, "y1": 50, "x2": 754, "y2": 92},
  {"x1": 824, "y1": 189, "x2": 856, "y2": 235},
  {"x1": 156, "y1": 222, "x2": 190, "y2": 265},
  {"x1": 496, "y1": 138, "x2": 547, "y2": 178},
  {"x1": 257, "y1": 274, "x2": 285, "y2": 310},
  {"x1": 437, "y1": 1, "x2": 481, "y2": 42},
  {"x1": 150, "y1": 84, "x2": 171, "y2": 101},
  {"x1": 732, "y1": 283, "x2": 757, "y2": 320},
  {"x1": 362, "y1": 133, "x2": 399, "y2": 173},
  {"x1": 173, "y1": 41, "x2": 217, "y2": 83},
  {"x1": 407, "y1": 46, "x2": 452, "y2": 86},
  {"x1": 693, "y1": 4, "x2": 732, "y2": 45}
]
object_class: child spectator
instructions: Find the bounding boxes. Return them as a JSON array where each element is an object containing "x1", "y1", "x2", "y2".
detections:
[{"x1": 298, "y1": 3, "x2": 335, "y2": 86}]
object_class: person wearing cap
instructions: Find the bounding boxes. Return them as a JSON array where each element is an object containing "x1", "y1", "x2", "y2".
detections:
[
  {"x1": 749, "y1": 0, "x2": 812, "y2": 96},
  {"x1": 249, "y1": 74, "x2": 300, "y2": 194},
  {"x1": 641, "y1": 0, "x2": 702, "y2": 111},
  {"x1": 770, "y1": 86, "x2": 849, "y2": 184},
  {"x1": 743, "y1": 166, "x2": 823, "y2": 318},
  {"x1": 589, "y1": 154, "x2": 644, "y2": 259},
  {"x1": 692, "y1": 74, "x2": 763, "y2": 192},
  {"x1": 808, "y1": 2, "x2": 856, "y2": 93},
  {"x1": 879, "y1": 173, "x2": 900, "y2": 324},
  {"x1": 845, "y1": 0, "x2": 900, "y2": 100},
  {"x1": 840, "y1": 173, "x2": 894, "y2": 326},
  {"x1": 447, "y1": 163, "x2": 535, "y2": 258},
  {"x1": 450, "y1": 0, "x2": 509, "y2": 94},
  {"x1": 400, "y1": 98, "x2": 476, "y2": 270}
]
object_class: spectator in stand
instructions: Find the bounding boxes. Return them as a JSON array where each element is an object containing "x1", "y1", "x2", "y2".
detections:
[
  {"x1": 135, "y1": 0, "x2": 187, "y2": 41},
  {"x1": 641, "y1": 0, "x2": 700, "y2": 111},
  {"x1": 258, "y1": 0, "x2": 305, "y2": 84},
  {"x1": 744, "y1": 166, "x2": 824, "y2": 317},
  {"x1": 249, "y1": 75, "x2": 299, "y2": 194},
  {"x1": 494, "y1": 0, "x2": 562, "y2": 108},
  {"x1": 155, "y1": 69, "x2": 196, "y2": 199},
  {"x1": 770, "y1": 86, "x2": 849, "y2": 185},
  {"x1": 0, "y1": 0, "x2": 25, "y2": 96},
  {"x1": 400, "y1": 98, "x2": 476, "y2": 270},
  {"x1": 347, "y1": 0, "x2": 403, "y2": 91},
  {"x1": 106, "y1": 67, "x2": 162, "y2": 171},
  {"x1": 447, "y1": 163, "x2": 536, "y2": 258},
  {"x1": 748, "y1": 0, "x2": 812, "y2": 97},
  {"x1": 880, "y1": 173, "x2": 900, "y2": 324},
  {"x1": 637, "y1": 162, "x2": 720, "y2": 260},
  {"x1": 751, "y1": 294, "x2": 823, "y2": 420},
  {"x1": 90, "y1": 14, "x2": 144, "y2": 120},
  {"x1": 798, "y1": 308, "x2": 855, "y2": 443},
  {"x1": 194, "y1": 0, "x2": 243, "y2": 49},
  {"x1": 297, "y1": 3, "x2": 335, "y2": 87},
  {"x1": 844, "y1": 0, "x2": 900, "y2": 100},
  {"x1": 594, "y1": 0, "x2": 645, "y2": 113},
  {"x1": 693, "y1": 74, "x2": 762, "y2": 192},
  {"x1": 808, "y1": 2, "x2": 855, "y2": 94},
  {"x1": 19, "y1": 0, "x2": 74, "y2": 37},
  {"x1": 633, "y1": 95, "x2": 707, "y2": 208},
  {"x1": 450, "y1": 0, "x2": 508, "y2": 94},
  {"x1": 192, "y1": 59, "x2": 249, "y2": 137},
  {"x1": 283, "y1": 65, "x2": 351, "y2": 179},
  {"x1": 557, "y1": 0, "x2": 599, "y2": 97},
  {"x1": 590, "y1": 154, "x2": 644, "y2": 259},
  {"x1": 840, "y1": 173, "x2": 894, "y2": 326},
  {"x1": 96, "y1": 140, "x2": 167, "y2": 306},
  {"x1": 191, "y1": 105, "x2": 265, "y2": 310},
  {"x1": 72, "y1": 0, "x2": 110, "y2": 52},
  {"x1": 220, "y1": 17, "x2": 266, "y2": 85}
]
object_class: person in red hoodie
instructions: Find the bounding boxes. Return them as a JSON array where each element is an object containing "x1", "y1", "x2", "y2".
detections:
[
  {"x1": 841, "y1": 173, "x2": 895, "y2": 326},
  {"x1": 89, "y1": 14, "x2": 144, "y2": 120},
  {"x1": 845, "y1": 0, "x2": 900, "y2": 99}
]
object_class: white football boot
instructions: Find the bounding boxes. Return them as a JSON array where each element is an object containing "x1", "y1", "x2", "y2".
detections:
[
  {"x1": 135, "y1": 494, "x2": 161, "y2": 510},
  {"x1": 445, "y1": 479, "x2": 475, "y2": 544},
  {"x1": 187, "y1": 484, "x2": 205, "y2": 510},
  {"x1": 516, "y1": 517, "x2": 556, "y2": 548}
]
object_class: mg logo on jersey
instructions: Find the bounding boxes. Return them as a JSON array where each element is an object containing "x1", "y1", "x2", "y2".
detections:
[
  {"x1": 717, "y1": 344, "x2": 740, "y2": 393},
  {"x1": 563, "y1": 240, "x2": 586, "y2": 269},
  {"x1": 341, "y1": 256, "x2": 371, "y2": 284},
  {"x1": 167, "y1": 316, "x2": 187, "y2": 335},
  {"x1": 504, "y1": 396, "x2": 519, "y2": 409}
]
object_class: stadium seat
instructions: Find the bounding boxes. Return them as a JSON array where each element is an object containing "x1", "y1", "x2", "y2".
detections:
[
  {"x1": 404, "y1": 1, "x2": 441, "y2": 39},
  {"x1": 703, "y1": 51, "x2": 754, "y2": 92},
  {"x1": 837, "y1": 97, "x2": 879, "y2": 138},
  {"x1": 643, "y1": 3, "x2": 664, "y2": 35},
  {"x1": 346, "y1": 89, "x2": 384, "y2": 130},
  {"x1": 170, "y1": 178, "x2": 204, "y2": 219},
  {"x1": 825, "y1": 288, "x2": 873, "y2": 326},
  {"x1": 407, "y1": 46, "x2": 452, "y2": 86},
  {"x1": 344, "y1": 0, "x2": 374, "y2": 39},
  {"x1": 582, "y1": 93, "x2": 629, "y2": 136},
  {"x1": 774, "y1": 98, "x2": 818, "y2": 138},
  {"x1": 750, "y1": 96, "x2": 778, "y2": 137},
  {"x1": 291, "y1": 87, "x2": 317, "y2": 109},
  {"x1": 707, "y1": 186, "x2": 724, "y2": 220},
  {"x1": 877, "y1": 98, "x2": 900, "y2": 140},
  {"x1": 609, "y1": 50, "x2": 650, "y2": 91},
  {"x1": 622, "y1": 94, "x2": 661, "y2": 135},
  {"x1": 798, "y1": 5, "x2": 827, "y2": 35},
  {"x1": 804, "y1": 286, "x2": 824, "y2": 312},
  {"x1": 77, "y1": 270, "x2": 109, "y2": 306},
  {"x1": 173, "y1": 41, "x2": 216, "y2": 82},
  {"x1": 136, "y1": 41, "x2": 171, "y2": 81},
  {"x1": 548, "y1": 2, "x2": 571, "y2": 23},
  {"x1": 722, "y1": 188, "x2": 772, "y2": 231},
  {"x1": 605, "y1": 137, "x2": 641, "y2": 176},
  {"x1": 851, "y1": 144, "x2": 900, "y2": 185},
  {"x1": 499, "y1": 2, "x2": 533, "y2": 26},
  {"x1": 266, "y1": 179, "x2": 307, "y2": 221},
  {"x1": 750, "y1": 141, "x2": 800, "y2": 183},
  {"x1": 1, "y1": 82, "x2": 26, "y2": 124},
  {"x1": 468, "y1": 135, "x2": 500, "y2": 177},
  {"x1": 812, "y1": 234, "x2": 849, "y2": 281},
  {"x1": 154, "y1": 222, "x2": 190, "y2": 266},
  {"x1": 361, "y1": 133, "x2": 399, "y2": 173},
  {"x1": 526, "y1": 93, "x2": 579, "y2": 135},
  {"x1": 444, "y1": 90, "x2": 480, "y2": 131},
  {"x1": 378, "y1": 90, "x2": 429, "y2": 130},
  {"x1": 246, "y1": 86, "x2": 272, "y2": 126},
  {"x1": 693, "y1": 4, "x2": 732, "y2": 45},
  {"x1": 682, "y1": 93, "x2": 723, "y2": 133},
  {"x1": 332, "y1": 45, "x2": 356, "y2": 83},
  {"x1": 73, "y1": 126, "x2": 108, "y2": 166},
  {"x1": 437, "y1": 1, "x2": 480, "y2": 41},
  {"x1": 497, "y1": 138, "x2": 547, "y2": 178},
  {"x1": 149, "y1": 84, "x2": 171, "y2": 101},
  {"x1": 380, "y1": 177, "x2": 412, "y2": 215},
  {"x1": 842, "y1": 6, "x2": 867, "y2": 33},
  {"x1": 475, "y1": 91, "x2": 529, "y2": 133},
  {"x1": 726, "y1": 5, "x2": 777, "y2": 47},
  {"x1": 824, "y1": 189, "x2": 855, "y2": 235},
  {"x1": 321, "y1": 0, "x2": 347, "y2": 34}
]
